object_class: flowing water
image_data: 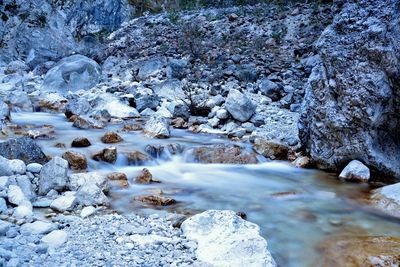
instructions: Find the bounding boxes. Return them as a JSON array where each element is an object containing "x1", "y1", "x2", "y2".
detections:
[{"x1": 5, "y1": 112, "x2": 400, "y2": 266}]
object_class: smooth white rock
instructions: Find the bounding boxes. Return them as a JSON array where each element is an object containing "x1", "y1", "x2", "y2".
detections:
[
  {"x1": 26, "y1": 163, "x2": 43, "y2": 173},
  {"x1": 13, "y1": 204, "x2": 33, "y2": 219},
  {"x1": 9, "y1": 159, "x2": 26, "y2": 174},
  {"x1": 42, "y1": 230, "x2": 68, "y2": 247},
  {"x1": 21, "y1": 220, "x2": 54, "y2": 235},
  {"x1": 7, "y1": 185, "x2": 27, "y2": 206},
  {"x1": 339, "y1": 160, "x2": 370, "y2": 182},
  {"x1": 181, "y1": 210, "x2": 276, "y2": 267},
  {"x1": 50, "y1": 194, "x2": 77, "y2": 212},
  {"x1": 80, "y1": 206, "x2": 96, "y2": 218}
]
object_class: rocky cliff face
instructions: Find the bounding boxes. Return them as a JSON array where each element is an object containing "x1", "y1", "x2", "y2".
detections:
[
  {"x1": 299, "y1": 0, "x2": 400, "y2": 179},
  {"x1": 0, "y1": 0, "x2": 133, "y2": 67}
]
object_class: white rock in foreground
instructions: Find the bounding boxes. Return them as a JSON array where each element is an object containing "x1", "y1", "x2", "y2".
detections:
[
  {"x1": 80, "y1": 206, "x2": 96, "y2": 218},
  {"x1": 371, "y1": 182, "x2": 400, "y2": 218},
  {"x1": 181, "y1": 210, "x2": 275, "y2": 267},
  {"x1": 339, "y1": 160, "x2": 370, "y2": 182},
  {"x1": 143, "y1": 116, "x2": 170, "y2": 138},
  {"x1": 42, "y1": 230, "x2": 68, "y2": 247}
]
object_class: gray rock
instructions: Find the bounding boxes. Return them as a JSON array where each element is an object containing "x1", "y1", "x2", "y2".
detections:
[
  {"x1": 339, "y1": 160, "x2": 370, "y2": 183},
  {"x1": 0, "y1": 137, "x2": 48, "y2": 165},
  {"x1": 259, "y1": 79, "x2": 282, "y2": 101},
  {"x1": 0, "y1": 220, "x2": 11, "y2": 236},
  {"x1": 39, "y1": 157, "x2": 68, "y2": 195},
  {"x1": 166, "y1": 59, "x2": 188, "y2": 79},
  {"x1": 0, "y1": 156, "x2": 12, "y2": 176},
  {"x1": 135, "y1": 94, "x2": 160, "y2": 112},
  {"x1": 0, "y1": 0, "x2": 133, "y2": 66},
  {"x1": 68, "y1": 172, "x2": 109, "y2": 206},
  {"x1": 0, "y1": 100, "x2": 11, "y2": 126},
  {"x1": 42, "y1": 55, "x2": 101, "y2": 93},
  {"x1": 137, "y1": 57, "x2": 166, "y2": 80},
  {"x1": 299, "y1": 0, "x2": 400, "y2": 179},
  {"x1": 16, "y1": 175, "x2": 35, "y2": 201},
  {"x1": 181, "y1": 210, "x2": 275, "y2": 267},
  {"x1": 225, "y1": 89, "x2": 256, "y2": 122},
  {"x1": 0, "y1": 197, "x2": 7, "y2": 213},
  {"x1": 4, "y1": 91, "x2": 33, "y2": 112},
  {"x1": 152, "y1": 80, "x2": 184, "y2": 101},
  {"x1": 144, "y1": 116, "x2": 170, "y2": 138}
]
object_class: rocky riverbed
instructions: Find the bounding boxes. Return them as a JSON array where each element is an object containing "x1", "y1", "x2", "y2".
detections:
[{"x1": 0, "y1": 0, "x2": 400, "y2": 266}]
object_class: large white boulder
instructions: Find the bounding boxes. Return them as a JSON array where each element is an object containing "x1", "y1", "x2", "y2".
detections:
[
  {"x1": 181, "y1": 210, "x2": 275, "y2": 267},
  {"x1": 42, "y1": 55, "x2": 101, "y2": 93},
  {"x1": 371, "y1": 182, "x2": 400, "y2": 218}
]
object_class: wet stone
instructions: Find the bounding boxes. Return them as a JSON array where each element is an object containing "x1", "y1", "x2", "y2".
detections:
[
  {"x1": 71, "y1": 137, "x2": 91, "y2": 148},
  {"x1": 62, "y1": 151, "x2": 87, "y2": 171},
  {"x1": 101, "y1": 132, "x2": 123, "y2": 144},
  {"x1": 134, "y1": 195, "x2": 176, "y2": 206}
]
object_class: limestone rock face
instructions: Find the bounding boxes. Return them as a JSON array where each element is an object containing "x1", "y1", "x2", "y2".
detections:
[
  {"x1": 0, "y1": 0, "x2": 133, "y2": 65},
  {"x1": 42, "y1": 55, "x2": 101, "y2": 93},
  {"x1": 299, "y1": 0, "x2": 400, "y2": 179},
  {"x1": 181, "y1": 210, "x2": 276, "y2": 267}
]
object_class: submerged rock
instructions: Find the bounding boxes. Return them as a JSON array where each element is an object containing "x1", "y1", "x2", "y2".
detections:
[
  {"x1": 0, "y1": 137, "x2": 48, "y2": 165},
  {"x1": 181, "y1": 210, "x2": 276, "y2": 267},
  {"x1": 371, "y1": 182, "x2": 400, "y2": 218},
  {"x1": 225, "y1": 89, "x2": 255, "y2": 122},
  {"x1": 134, "y1": 195, "x2": 176, "y2": 206},
  {"x1": 42, "y1": 55, "x2": 101, "y2": 93},
  {"x1": 71, "y1": 137, "x2": 91, "y2": 148},
  {"x1": 101, "y1": 131, "x2": 123, "y2": 144},
  {"x1": 135, "y1": 168, "x2": 160, "y2": 184},
  {"x1": 190, "y1": 144, "x2": 258, "y2": 164},
  {"x1": 92, "y1": 146, "x2": 117, "y2": 164},
  {"x1": 126, "y1": 151, "x2": 152, "y2": 166},
  {"x1": 253, "y1": 139, "x2": 289, "y2": 160},
  {"x1": 339, "y1": 160, "x2": 370, "y2": 183},
  {"x1": 145, "y1": 143, "x2": 184, "y2": 158},
  {"x1": 315, "y1": 235, "x2": 400, "y2": 267},
  {"x1": 107, "y1": 172, "x2": 128, "y2": 188}
]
